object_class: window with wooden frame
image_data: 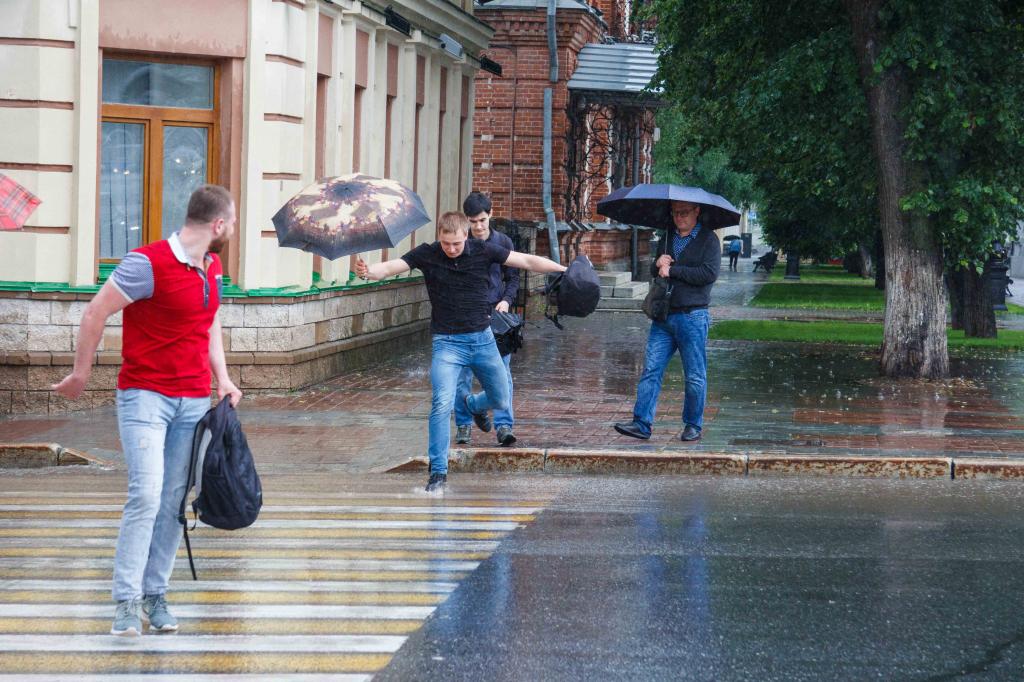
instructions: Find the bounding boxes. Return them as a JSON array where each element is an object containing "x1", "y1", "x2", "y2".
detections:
[{"x1": 99, "y1": 56, "x2": 218, "y2": 261}]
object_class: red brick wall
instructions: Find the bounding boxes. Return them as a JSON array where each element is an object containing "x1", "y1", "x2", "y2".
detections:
[
  {"x1": 472, "y1": 8, "x2": 605, "y2": 224},
  {"x1": 535, "y1": 229, "x2": 653, "y2": 267}
]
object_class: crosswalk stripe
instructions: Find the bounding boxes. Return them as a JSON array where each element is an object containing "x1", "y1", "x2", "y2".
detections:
[
  {"x1": 0, "y1": 652, "x2": 392, "y2": 674},
  {"x1": 0, "y1": 591, "x2": 446, "y2": 605},
  {"x1": 0, "y1": 545, "x2": 495, "y2": 559},
  {"x1": 0, "y1": 527, "x2": 505, "y2": 540},
  {"x1": 0, "y1": 492, "x2": 546, "y2": 506},
  {"x1": 0, "y1": 557, "x2": 480, "y2": 572},
  {"x1": 0, "y1": 617, "x2": 424, "y2": 635},
  {"x1": 0, "y1": 671, "x2": 372, "y2": 675},
  {"x1": 0, "y1": 633, "x2": 407, "y2": 653},
  {"x1": 0, "y1": 504, "x2": 540, "y2": 515},
  {"x1": 0, "y1": 518, "x2": 521, "y2": 531},
  {"x1": 0, "y1": 568, "x2": 470, "y2": 582},
  {"x1": 0, "y1": 579, "x2": 460, "y2": 594},
  {"x1": 0, "y1": 604, "x2": 435, "y2": 619}
]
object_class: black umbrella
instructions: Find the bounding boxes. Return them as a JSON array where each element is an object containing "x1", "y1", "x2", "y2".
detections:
[
  {"x1": 272, "y1": 174, "x2": 430, "y2": 260},
  {"x1": 596, "y1": 183, "x2": 741, "y2": 230}
]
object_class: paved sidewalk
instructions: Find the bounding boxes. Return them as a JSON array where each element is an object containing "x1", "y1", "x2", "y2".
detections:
[{"x1": 3, "y1": 266, "x2": 1024, "y2": 471}]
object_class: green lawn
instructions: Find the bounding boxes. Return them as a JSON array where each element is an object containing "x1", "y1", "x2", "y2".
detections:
[
  {"x1": 710, "y1": 319, "x2": 1024, "y2": 350},
  {"x1": 767, "y1": 263, "x2": 876, "y2": 285},
  {"x1": 750, "y1": 282, "x2": 886, "y2": 311}
]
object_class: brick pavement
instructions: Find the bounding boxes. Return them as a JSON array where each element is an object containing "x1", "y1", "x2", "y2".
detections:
[{"x1": 3, "y1": 265, "x2": 1024, "y2": 471}]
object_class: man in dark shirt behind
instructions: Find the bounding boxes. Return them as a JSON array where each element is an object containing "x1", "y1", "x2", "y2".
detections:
[
  {"x1": 454, "y1": 191, "x2": 520, "y2": 447},
  {"x1": 356, "y1": 212, "x2": 566, "y2": 492}
]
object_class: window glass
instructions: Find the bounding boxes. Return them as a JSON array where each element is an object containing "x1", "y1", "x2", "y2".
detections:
[
  {"x1": 99, "y1": 122, "x2": 145, "y2": 259},
  {"x1": 161, "y1": 126, "x2": 209, "y2": 238},
  {"x1": 102, "y1": 59, "x2": 213, "y2": 109}
]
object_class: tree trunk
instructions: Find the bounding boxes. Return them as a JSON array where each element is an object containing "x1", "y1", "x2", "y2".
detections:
[
  {"x1": 844, "y1": 0, "x2": 949, "y2": 378},
  {"x1": 873, "y1": 229, "x2": 886, "y2": 290},
  {"x1": 961, "y1": 264, "x2": 997, "y2": 338},
  {"x1": 857, "y1": 243, "x2": 872, "y2": 278},
  {"x1": 947, "y1": 270, "x2": 964, "y2": 330}
]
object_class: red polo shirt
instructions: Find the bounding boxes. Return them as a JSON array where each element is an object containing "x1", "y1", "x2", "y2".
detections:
[{"x1": 110, "y1": 234, "x2": 222, "y2": 398}]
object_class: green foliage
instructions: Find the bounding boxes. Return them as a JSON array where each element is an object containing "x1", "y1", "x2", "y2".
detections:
[
  {"x1": 710, "y1": 320, "x2": 1024, "y2": 349},
  {"x1": 645, "y1": 0, "x2": 1024, "y2": 268}
]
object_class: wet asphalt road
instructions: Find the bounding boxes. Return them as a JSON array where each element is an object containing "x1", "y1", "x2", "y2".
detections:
[{"x1": 378, "y1": 475, "x2": 1024, "y2": 681}]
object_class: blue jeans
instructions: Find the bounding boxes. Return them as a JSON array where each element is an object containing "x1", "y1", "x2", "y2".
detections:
[
  {"x1": 454, "y1": 352, "x2": 513, "y2": 429},
  {"x1": 429, "y1": 329, "x2": 511, "y2": 474},
  {"x1": 631, "y1": 309, "x2": 710, "y2": 436},
  {"x1": 112, "y1": 388, "x2": 209, "y2": 602}
]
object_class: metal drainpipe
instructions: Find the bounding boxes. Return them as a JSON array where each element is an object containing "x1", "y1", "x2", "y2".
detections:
[
  {"x1": 631, "y1": 119, "x2": 640, "y2": 278},
  {"x1": 543, "y1": 0, "x2": 560, "y2": 263}
]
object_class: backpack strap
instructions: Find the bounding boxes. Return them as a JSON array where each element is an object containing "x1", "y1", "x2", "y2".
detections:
[
  {"x1": 544, "y1": 272, "x2": 565, "y2": 330},
  {"x1": 178, "y1": 411, "x2": 208, "y2": 581}
]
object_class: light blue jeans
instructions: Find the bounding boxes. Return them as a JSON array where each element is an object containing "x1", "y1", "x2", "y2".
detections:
[
  {"x1": 112, "y1": 388, "x2": 209, "y2": 602},
  {"x1": 454, "y1": 352, "x2": 513, "y2": 429},
  {"x1": 631, "y1": 309, "x2": 710, "y2": 436},
  {"x1": 429, "y1": 329, "x2": 511, "y2": 474}
]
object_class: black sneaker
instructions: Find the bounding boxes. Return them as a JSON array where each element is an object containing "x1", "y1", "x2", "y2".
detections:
[
  {"x1": 496, "y1": 426, "x2": 517, "y2": 446},
  {"x1": 465, "y1": 396, "x2": 492, "y2": 433},
  {"x1": 425, "y1": 472, "x2": 447, "y2": 492},
  {"x1": 455, "y1": 425, "x2": 472, "y2": 444}
]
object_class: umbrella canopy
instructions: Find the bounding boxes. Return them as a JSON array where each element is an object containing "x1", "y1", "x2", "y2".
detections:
[
  {"x1": 0, "y1": 173, "x2": 41, "y2": 231},
  {"x1": 722, "y1": 234, "x2": 741, "y2": 241},
  {"x1": 272, "y1": 174, "x2": 430, "y2": 260},
  {"x1": 596, "y1": 183, "x2": 741, "y2": 231}
]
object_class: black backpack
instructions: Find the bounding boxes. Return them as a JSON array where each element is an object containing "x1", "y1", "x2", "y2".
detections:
[
  {"x1": 545, "y1": 254, "x2": 601, "y2": 329},
  {"x1": 178, "y1": 398, "x2": 263, "y2": 579},
  {"x1": 491, "y1": 310, "x2": 524, "y2": 356}
]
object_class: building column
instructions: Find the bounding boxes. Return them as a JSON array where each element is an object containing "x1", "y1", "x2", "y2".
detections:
[
  {"x1": 238, "y1": 0, "x2": 268, "y2": 290},
  {"x1": 69, "y1": 0, "x2": 99, "y2": 287}
]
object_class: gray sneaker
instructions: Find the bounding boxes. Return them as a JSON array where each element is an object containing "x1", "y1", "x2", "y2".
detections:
[
  {"x1": 142, "y1": 593, "x2": 179, "y2": 632},
  {"x1": 455, "y1": 424, "x2": 472, "y2": 444},
  {"x1": 496, "y1": 425, "x2": 517, "y2": 446},
  {"x1": 111, "y1": 597, "x2": 142, "y2": 637}
]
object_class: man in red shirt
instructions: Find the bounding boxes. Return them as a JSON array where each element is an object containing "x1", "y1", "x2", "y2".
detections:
[{"x1": 53, "y1": 185, "x2": 241, "y2": 636}]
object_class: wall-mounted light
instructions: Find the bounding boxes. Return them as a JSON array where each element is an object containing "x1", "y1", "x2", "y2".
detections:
[
  {"x1": 439, "y1": 33, "x2": 464, "y2": 59},
  {"x1": 384, "y1": 7, "x2": 411, "y2": 35},
  {"x1": 480, "y1": 56, "x2": 502, "y2": 76}
]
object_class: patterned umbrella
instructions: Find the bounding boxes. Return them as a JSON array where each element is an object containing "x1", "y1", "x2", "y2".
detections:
[
  {"x1": 596, "y1": 183, "x2": 741, "y2": 231},
  {"x1": 271, "y1": 174, "x2": 430, "y2": 260},
  {"x1": 0, "y1": 173, "x2": 41, "y2": 231}
]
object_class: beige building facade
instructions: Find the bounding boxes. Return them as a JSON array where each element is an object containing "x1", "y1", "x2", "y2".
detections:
[{"x1": 0, "y1": 0, "x2": 492, "y2": 413}]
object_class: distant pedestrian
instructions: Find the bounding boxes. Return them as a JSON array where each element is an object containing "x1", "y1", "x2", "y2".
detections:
[
  {"x1": 454, "y1": 192, "x2": 520, "y2": 447},
  {"x1": 728, "y1": 237, "x2": 741, "y2": 271},
  {"x1": 356, "y1": 212, "x2": 566, "y2": 492},
  {"x1": 52, "y1": 185, "x2": 242, "y2": 637},
  {"x1": 614, "y1": 200, "x2": 720, "y2": 442}
]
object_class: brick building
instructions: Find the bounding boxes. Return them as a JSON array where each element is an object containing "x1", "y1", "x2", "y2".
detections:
[
  {"x1": 0, "y1": 0, "x2": 493, "y2": 414},
  {"x1": 471, "y1": 0, "x2": 661, "y2": 272}
]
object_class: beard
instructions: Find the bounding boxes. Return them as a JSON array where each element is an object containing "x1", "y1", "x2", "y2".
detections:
[{"x1": 208, "y1": 234, "x2": 229, "y2": 253}]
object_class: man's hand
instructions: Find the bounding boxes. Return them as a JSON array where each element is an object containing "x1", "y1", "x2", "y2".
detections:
[
  {"x1": 658, "y1": 263, "x2": 672, "y2": 278},
  {"x1": 217, "y1": 378, "x2": 243, "y2": 407},
  {"x1": 354, "y1": 257, "x2": 370, "y2": 280},
  {"x1": 656, "y1": 254, "x2": 674, "y2": 269},
  {"x1": 495, "y1": 301, "x2": 510, "y2": 313},
  {"x1": 51, "y1": 371, "x2": 90, "y2": 400}
]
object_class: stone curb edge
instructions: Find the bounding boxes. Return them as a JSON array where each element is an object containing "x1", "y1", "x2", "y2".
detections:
[
  {"x1": 0, "y1": 443, "x2": 112, "y2": 468},
  {"x1": 383, "y1": 449, "x2": 1024, "y2": 480}
]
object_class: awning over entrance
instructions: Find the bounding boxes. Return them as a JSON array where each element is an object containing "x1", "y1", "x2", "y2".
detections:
[{"x1": 567, "y1": 42, "x2": 661, "y2": 104}]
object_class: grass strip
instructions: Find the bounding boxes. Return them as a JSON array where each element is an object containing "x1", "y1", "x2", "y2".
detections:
[{"x1": 710, "y1": 320, "x2": 1024, "y2": 350}]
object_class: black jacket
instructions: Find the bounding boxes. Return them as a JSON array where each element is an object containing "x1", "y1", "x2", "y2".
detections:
[{"x1": 649, "y1": 227, "x2": 721, "y2": 311}]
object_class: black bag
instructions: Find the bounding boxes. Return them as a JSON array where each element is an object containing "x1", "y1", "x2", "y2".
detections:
[
  {"x1": 491, "y1": 310, "x2": 524, "y2": 356},
  {"x1": 642, "y1": 277, "x2": 673, "y2": 322},
  {"x1": 178, "y1": 398, "x2": 263, "y2": 579},
  {"x1": 545, "y1": 254, "x2": 601, "y2": 329}
]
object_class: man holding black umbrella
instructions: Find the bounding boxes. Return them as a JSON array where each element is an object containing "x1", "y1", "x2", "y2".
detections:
[
  {"x1": 614, "y1": 200, "x2": 721, "y2": 442},
  {"x1": 356, "y1": 212, "x2": 566, "y2": 492}
]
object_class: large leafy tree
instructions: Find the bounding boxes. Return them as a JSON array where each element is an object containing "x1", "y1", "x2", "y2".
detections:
[{"x1": 648, "y1": 0, "x2": 1024, "y2": 378}]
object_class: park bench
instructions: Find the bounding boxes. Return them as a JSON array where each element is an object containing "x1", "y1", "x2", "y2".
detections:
[{"x1": 752, "y1": 251, "x2": 778, "y2": 273}]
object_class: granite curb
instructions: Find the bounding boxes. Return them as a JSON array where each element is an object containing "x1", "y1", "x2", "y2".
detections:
[
  {"x1": 385, "y1": 448, "x2": 1024, "y2": 480},
  {"x1": 0, "y1": 442, "x2": 111, "y2": 468}
]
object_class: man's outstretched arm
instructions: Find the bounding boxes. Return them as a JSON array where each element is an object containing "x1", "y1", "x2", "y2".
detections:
[
  {"x1": 355, "y1": 257, "x2": 411, "y2": 280},
  {"x1": 504, "y1": 251, "x2": 567, "y2": 274}
]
